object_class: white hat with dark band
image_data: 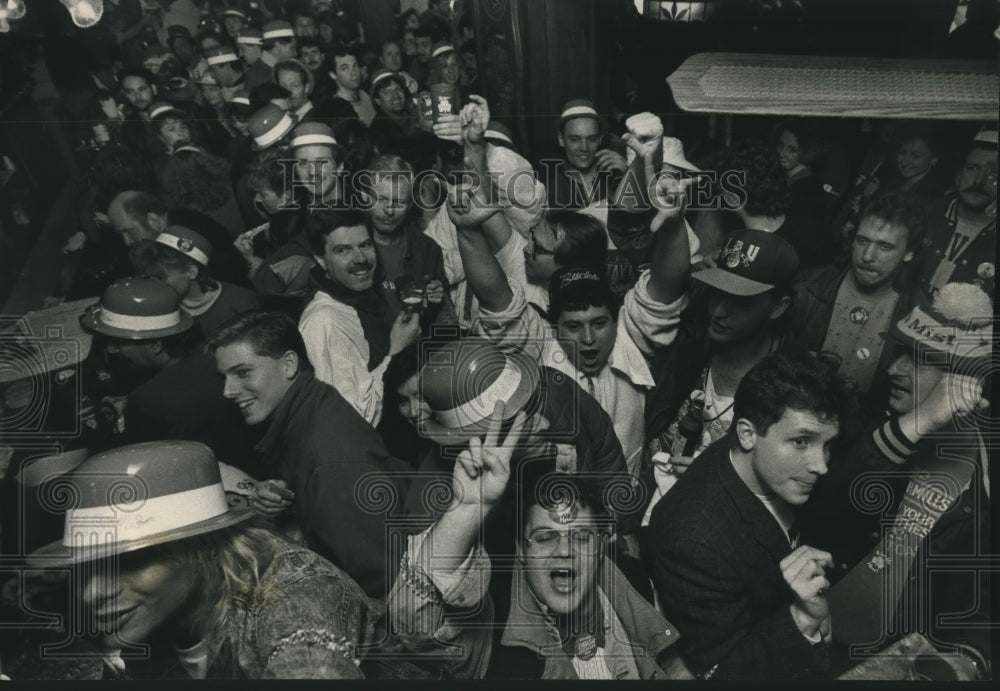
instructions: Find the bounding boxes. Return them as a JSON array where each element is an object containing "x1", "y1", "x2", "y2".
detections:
[{"x1": 155, "y1": 225, "x2": 213, "y2": 267}]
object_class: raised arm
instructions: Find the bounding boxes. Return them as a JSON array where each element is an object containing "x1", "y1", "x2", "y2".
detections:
[
  {"x1": 387, "y1": 406, "x2": 526, "y2": 676},
  {"x1": 450, "y1": 186, "x2": 514, "y2": 313},
  {"x1": 646, "y1": 171, "x2": 694, "y2": 305}
]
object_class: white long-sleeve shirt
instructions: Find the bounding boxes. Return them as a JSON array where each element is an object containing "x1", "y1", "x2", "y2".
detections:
[
  {"x1": 474, "y1": 272, "x2": 686, "y2": 479},
  {"x1": 298, "y1": 290, "x2": 390, "y2": 426}
]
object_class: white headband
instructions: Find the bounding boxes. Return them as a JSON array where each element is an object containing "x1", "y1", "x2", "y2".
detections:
[
  {"x1": 149, "y1": 104, "x2": 181, "y2": 120},
  {"x1": 372, "y1": 71, "x2": 400, "y2": 89},
  {"x1": 561, "y1": 105, "x2": 598, "y2": 120},
  {"x1": 99, "y1": 307, "x2": 182, "y2": 332},
  {"x1": 253, "y1": 112, "x2": 295, "y2": 148},
  {"x1": 263, "y1": 28, "x2": 295, "y2": 39},
  {"x1": 206, "y1": 51, "x2": 238, "y2": 66},
  {"x1": 291, "y1": 133, "x2": 338, "y2": 148},
  {"x1": 156, "y1": 233, "x2": 210, "y2": 266},
  {"x1": 433, "y1": 361, "x2": 522, "y2": 429},
  {"x1": 64, "y1": 484, "x2": 228, "y2": 546},
  {"x1": 432, "y1": 45, "x2": 455, "y2": 58},
  {"x1": 237, "y1": 36, "x2": 263, "y2": 46}
]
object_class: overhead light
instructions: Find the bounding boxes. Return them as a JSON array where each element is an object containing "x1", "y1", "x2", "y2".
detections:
[{"x1": 60, "y1": 0, "x2": 104, "y2": 28}]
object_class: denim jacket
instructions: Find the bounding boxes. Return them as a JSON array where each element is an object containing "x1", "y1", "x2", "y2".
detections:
[{"x1": 388, "y1": 529, "x2": 686, "y2": 680}]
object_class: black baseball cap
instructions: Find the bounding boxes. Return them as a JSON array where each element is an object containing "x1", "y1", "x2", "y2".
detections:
[{"x1": 693, "y1": 229, "x2": 799, "y2": 296}]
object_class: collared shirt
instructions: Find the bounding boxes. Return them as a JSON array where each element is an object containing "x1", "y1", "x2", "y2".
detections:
[
  {"x1": 475, "y1": 272, "x2": 685, "y2": 480},
  {"x1": 294, "y1": 100, "x2": 314, "y2": 121}
]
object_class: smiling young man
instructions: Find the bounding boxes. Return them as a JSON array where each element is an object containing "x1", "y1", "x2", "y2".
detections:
[
  {"x1": 210, "y1": 310, "x2": 412, "y2": 599},
  {"x1": 297, "y1": 209, "x2": 421, "y2": 426},
  {"x1": 646, "y1": 352, "x2": 848, "y2": 679},
  {"x1": 790, "y1": 191, "x2": 928, "y2": 399},
  {"x1": 388, "y1": 408, "x2": 684, "y2": 679}
]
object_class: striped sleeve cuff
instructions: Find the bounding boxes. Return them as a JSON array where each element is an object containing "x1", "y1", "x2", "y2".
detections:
[{"x1": 872, "y1": 417, "x2": 919, "y2": 465}]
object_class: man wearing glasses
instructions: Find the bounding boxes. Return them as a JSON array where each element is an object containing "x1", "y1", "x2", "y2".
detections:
[{"x1": 388, "y1": 405, "x2": 686, "y2": 679}]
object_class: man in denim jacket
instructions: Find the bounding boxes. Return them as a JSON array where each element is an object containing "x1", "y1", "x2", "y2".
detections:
[{"x1": 387, "y1": 406, "x2": 687, "y2": 679}]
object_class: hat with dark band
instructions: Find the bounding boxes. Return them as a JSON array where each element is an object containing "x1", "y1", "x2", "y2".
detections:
[
  {"x1": 80, "y1": 278, "x2": 194, "y2": 340},
  {"x1": 28, "y1": 441, "x2": 256, "y2": 567},
  {"x1": 693, "y1": 229, "x2": 799, "y2": 296}
]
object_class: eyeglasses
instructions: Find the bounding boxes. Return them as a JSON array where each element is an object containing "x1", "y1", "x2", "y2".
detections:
[{"x1": 524, "y1": 527, "x2": 605, "y2": 556}]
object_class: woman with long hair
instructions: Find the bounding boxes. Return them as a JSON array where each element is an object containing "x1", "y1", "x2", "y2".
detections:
[{"x1": 28, "y1": 441, "x2": 376, "y2": 679}]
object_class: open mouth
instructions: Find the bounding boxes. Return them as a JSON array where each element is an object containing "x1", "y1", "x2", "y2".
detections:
[
  {"x1": 349, "y1": 266, "x2": 372, "y2": 277},
  {"x1": 237, "y1": 398, "x2": 256, "y2": 414},
  {"x1": 889, "y1": 381, "x2": 910, "y2": 397},
  {"x1": 579, "y1": 349, "x2": 600, "y2": 367},
  {"x1": 549, "y1": 567, "x2": 577, "y2": 594}
]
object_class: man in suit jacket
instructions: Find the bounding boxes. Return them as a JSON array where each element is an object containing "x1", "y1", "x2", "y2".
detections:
[{"x1": 645, "y1": 352, "x2": 849, "y2": 679}]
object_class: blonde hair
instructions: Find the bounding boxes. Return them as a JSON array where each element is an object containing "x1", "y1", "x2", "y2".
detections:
[{"x1": 159, "y1": 522, "x2": 281, "y2": 640}]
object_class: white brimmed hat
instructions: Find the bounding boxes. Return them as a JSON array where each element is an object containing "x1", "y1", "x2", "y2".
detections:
[{"x1": 28, "y1": 441, "x2": 256, "y2": 567}]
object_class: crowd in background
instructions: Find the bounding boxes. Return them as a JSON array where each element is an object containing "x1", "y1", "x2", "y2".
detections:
[{"x1": 0, "y1": 0, "x2": 995, "y2": 682}]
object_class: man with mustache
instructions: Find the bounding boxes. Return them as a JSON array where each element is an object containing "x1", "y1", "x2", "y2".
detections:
[
  {"x1": 789, "y1": 191, "x2": 928, "y2": 402},
  {"x1": 298, "y1": 209, "x2": 421, "y2": 426},
  {"x1": 917, "y1": 129, "x2": 997, "y2": 298}
]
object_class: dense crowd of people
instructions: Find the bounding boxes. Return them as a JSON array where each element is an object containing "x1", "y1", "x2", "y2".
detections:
[{"x1": 0, "y1": 0, "x2": 995, "y2": 682}]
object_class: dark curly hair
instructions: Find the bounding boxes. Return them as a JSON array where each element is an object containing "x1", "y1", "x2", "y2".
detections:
[
  {"x1": 733, "y1": 351, "x2": 848, "y2": 438},
  {"x1": 716, "y1": 138, "x2": 791, "y2": 218},
  {"x1": 159, "y1": 149, "x2": 234, "y2": 211}
]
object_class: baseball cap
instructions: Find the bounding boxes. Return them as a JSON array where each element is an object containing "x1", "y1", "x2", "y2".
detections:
[
  {"x1": 548, "y1": 266, "x2": 617, "y2": 317},
  {"x1": 693, "y1": 229, "x2": 799, "y2": 296}
]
